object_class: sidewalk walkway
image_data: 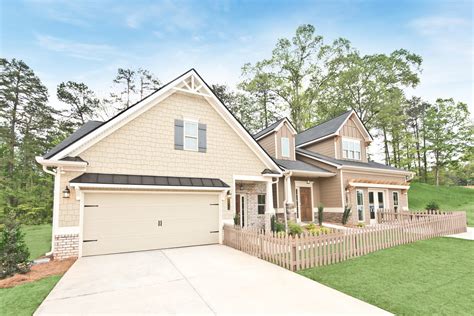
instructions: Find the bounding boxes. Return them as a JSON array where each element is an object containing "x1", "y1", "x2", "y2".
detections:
[{"x1": 446, "y1": 227, "x2": 473, "y2": 240}]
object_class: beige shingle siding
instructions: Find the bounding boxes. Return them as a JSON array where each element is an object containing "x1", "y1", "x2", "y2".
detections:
[
  {"x1": 258, "y1": 133, "x2": 276, "y2": 157},
  {"x1": 58, "y1": 92, "x2": 268, "y2": 227},
  {"x1": 58, "y1": 171, "x2": 82, "y2": 227},
  {"x1": 303, "y1": 137, "x2": 336, "y2": 157}
]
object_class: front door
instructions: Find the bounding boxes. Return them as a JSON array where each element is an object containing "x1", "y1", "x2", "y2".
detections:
[
  {"x1": 300, "y1": 187, "x2": 313, "y2": 222},
  {"x1": 369, "y1": 191, "x2": 385, "y2": 224}
]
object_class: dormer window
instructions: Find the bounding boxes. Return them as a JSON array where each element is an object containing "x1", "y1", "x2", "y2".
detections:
[
  {"x1": 342, "y1": 138, "x2": 361, "y2": 160},
  {"x1": 281, "y1": 137, "x2": 290, "y2": 158}
]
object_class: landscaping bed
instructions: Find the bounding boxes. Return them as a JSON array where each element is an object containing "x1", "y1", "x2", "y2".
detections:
[{"x1": 0, "y1": 258, "x2": 75, "y2": 288}]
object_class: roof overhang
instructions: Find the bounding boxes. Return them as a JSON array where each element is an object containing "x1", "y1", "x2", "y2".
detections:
[
  {"x1": 70, "y1": 183, "x2": 228, "y2": 191},
  {"x1": 348, "y1": 181, "x2": 410, "y2": 190},
  {"x1": 296, "y1": 151, "x2": 342, "y2": 168},
  {"x1": 255, "y1": 118, "x2": 297, "y2": 141},
  {"x1": 36, "y1": 156, "x2": 87, "y2": 168},
  {"x1": 341, "y1": 165, "x2": 414, "y2": 176},
  {"x1": 289, "y1": 170, "x2": 336, "y2": 177}
]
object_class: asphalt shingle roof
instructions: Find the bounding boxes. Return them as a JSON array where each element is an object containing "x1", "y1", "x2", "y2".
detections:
[
  {"x1": 43, "y1": 121, "x2": 104, "y2": 159},
  {"x1": 296, "y1": 148, "x2": 408, "y2": 172},
  {"x1": 253, "y1": 118, "x2": 286, "y2": 139},
  {"x1": 295, "y1": 110, "x2": 352, "y2": 146},
  {"x1": 274, "y1": 159, "x2": 333, "y2": 174},
  {"x1": 70, "y1": 173, "x2": 230, "y2": 188}
]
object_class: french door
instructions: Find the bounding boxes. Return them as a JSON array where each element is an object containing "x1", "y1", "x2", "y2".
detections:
[{"x1": 368, "y1": 191, "x2": 385, "y2": 224}]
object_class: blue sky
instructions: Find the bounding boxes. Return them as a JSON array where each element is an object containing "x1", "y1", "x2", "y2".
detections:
[{"x1": 1, "y1": 0, "x2": 473, "y2": 114}]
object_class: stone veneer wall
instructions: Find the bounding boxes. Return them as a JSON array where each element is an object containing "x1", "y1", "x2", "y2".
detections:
[
  {"x1": 236, "y1": 182, "x2": 266, "y2": 229},
  {"x1": 54, "y1": 234, "x2": 79, "y2": 260}
]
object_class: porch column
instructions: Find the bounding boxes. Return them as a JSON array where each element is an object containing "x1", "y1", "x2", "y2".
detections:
[
  {"x1": 285, "y1": 174, "x2": 294, "y2": 205},
  {"x1": 265, "y1": 180, "x2": 275, "y2": 233}
]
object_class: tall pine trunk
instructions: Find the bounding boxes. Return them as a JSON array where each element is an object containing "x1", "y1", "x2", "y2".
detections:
[{"x1": 382, "y1": 127, "x2": 391, "y2": 165}]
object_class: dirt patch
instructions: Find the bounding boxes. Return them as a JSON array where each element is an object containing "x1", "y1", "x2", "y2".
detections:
[{"x1": 0, "y1": 258, "x2": 76, "y2": 288}]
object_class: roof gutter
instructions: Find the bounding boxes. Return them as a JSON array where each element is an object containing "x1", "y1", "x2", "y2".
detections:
[
  {"x1": 36, "y1": 156, "x2": 88, "y2": 168},
  {"x1": 70, "y1": 183, "x2": 228, "y2": 191}
]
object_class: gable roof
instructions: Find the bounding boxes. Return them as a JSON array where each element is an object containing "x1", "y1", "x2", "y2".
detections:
[
  {"x1": 296, "y1": 148, "x2": 411, "y2": 174},
  {"x1": 253, "y1": 117, "x2": 297, "y2": 140},
  {"x1": 296, "y1": 110, "x2": 352, "y2": 146},
  {"x1": 44, "y1": 121, "x2": 103, "y2": 159},
  {"x1": 40, "y1": 69, "x2": 282, "y2": 174}
]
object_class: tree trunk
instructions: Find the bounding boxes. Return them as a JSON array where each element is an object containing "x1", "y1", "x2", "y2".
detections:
[{"x1": 382, "y1": 127, "x2": 391, "y2": 165}]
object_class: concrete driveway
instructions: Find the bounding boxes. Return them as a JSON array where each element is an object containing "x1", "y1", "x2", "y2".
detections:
[{"x1": 35, "y1": 245, "x2": 390, "y2": 315}]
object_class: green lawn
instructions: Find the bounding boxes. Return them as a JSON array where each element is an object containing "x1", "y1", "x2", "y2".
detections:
[
  {"x1": 409, "y1": 182, "x2": 474, "y2": 226},
  {"x1": 0, "y1": 275, "x2": 62, "y2": 316},
  {"x1": 23, "y1": 224, "x2": 52, "y2": 260},
  {"x1": 299, "y1": 237, "x2": 474, "y2": 316}
]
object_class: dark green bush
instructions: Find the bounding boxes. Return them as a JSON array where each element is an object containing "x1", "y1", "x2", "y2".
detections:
[
  {"x1": 342, "y1": 206, "x2": 352, "y2": 225},
  {"x1": 233, "y1": 214, "x2": 240, "y2": 226},
  {"x1": 318, "y1": 204, "x2": 324, "y2": 226},
  {"x1": 425, "y1": 201, "x2": 440, "y2": 211},
  {"x1": 0, "y1": 211, "x2": 30, "y2": 279},
  {"x1": 271, "y1": 215, "x2": 285, "y2": 233}
]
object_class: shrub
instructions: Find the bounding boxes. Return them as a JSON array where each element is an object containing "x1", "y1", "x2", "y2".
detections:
[
  {"x1": 342, "y1": 206, "x2": 352, "y2": 225},
  {"x1": 318, "y1": 204, "x2": 324, "y2": 226},
  {"x1": 275, "y1": 221, "x2": 285, "y2": 233},
  {"x1": 288, "y1": 221, "x2": 303, "y2": 236},
  {"x1": 357, "y1": 222, "x2": 365, "y2": 228},
  {"x1": 270, "y1": 215, "x2": 285, "y2": 233},
  {"x1": 0, "y1": 211, "x2": 30, "y2": 279},
  {"x1": 233, "y1": 214, "x2": 240, "y2": 226},
  {"x1": 306, "y1": 225, "x2": 332, "y2": 236},
  {"x1": 306, "y1": 223, "x2": 317, "y2": 231},
  {"x1": 425, "y1": 201, "x2": 440, "y2": 211}
]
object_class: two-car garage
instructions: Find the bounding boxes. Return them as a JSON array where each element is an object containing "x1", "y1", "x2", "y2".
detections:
[{"x1": 82, "y1": 192, "x2": 221, "y2": 256}]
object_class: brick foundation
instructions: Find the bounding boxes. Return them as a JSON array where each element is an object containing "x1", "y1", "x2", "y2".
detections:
[{"x1": 54, "y1": 234, "x2": 79, "y2": 260}]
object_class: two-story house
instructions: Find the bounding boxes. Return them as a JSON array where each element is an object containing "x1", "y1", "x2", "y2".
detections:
[
  {"x1": 254, "y1": 111, "x2": 413, "y2": 226},
  {"x1": 37, "y1": 69, "x2": 412, "y2": 260}
]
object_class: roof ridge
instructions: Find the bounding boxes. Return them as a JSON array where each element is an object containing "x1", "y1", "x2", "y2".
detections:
[{"x1": 298, "y1": 110, "x2": 352, "y2": 136}]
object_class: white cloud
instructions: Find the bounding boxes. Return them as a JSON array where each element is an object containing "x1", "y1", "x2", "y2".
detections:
[
  {"x1": 410, "y1": 16, "x2": 470, "y2": 35},
  {"x1": 36, "y1": 34, "x2": 118, "y2": 61}
]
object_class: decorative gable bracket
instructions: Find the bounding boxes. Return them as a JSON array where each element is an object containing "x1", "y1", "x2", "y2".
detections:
[{"x1": 172, "y1": 73, "x2": 211, "y2": 97}]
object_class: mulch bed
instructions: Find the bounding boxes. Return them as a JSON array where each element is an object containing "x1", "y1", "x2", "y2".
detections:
[{"x1": 0, "y1": 258, "x2": 76, "y2": 288}]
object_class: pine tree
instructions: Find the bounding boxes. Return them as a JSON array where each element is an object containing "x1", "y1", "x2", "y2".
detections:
[{"x1": 0, "y1": 211, "x2": 30, "y2": 278}]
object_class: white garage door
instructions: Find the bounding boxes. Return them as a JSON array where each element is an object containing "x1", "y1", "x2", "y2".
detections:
[{"x1": 82, "y1": 192, "x2": 220, "y2": 256}]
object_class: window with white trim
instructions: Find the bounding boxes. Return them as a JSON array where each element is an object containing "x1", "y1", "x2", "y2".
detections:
[
  {"x1": 342, "y1": 138, "x2": 361, "y2": 160},
  {"x1": 393, "y1": 191, "x2": 399, "y2": 212},
  {"x1": 184, "y1": 120, "x2": 198, "y2": 151},
  {"x1": 257, "y1": 194, "x2": 266, "y2": 215},
  {"x1": 281, "y1": 137, "x2": 290, "y2": 158},
  {"x1": 357, "y1": 190, "x2": 364, "y2": 221}
]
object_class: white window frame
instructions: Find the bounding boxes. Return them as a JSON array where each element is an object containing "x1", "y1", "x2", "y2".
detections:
[
  {"x1": 257, "y1": 194, "x2": 266, "y2": 215},
  {"x1": 393, "y1": 191, "x2": 399, "y2": 212},
  {"x1": 281, "y1": 137, "x2": 290, "y2": 158},
  {"x1": 183, "y1": 119, "x2": 199, "y2": 151},
  {"x1": 342, "y1": 138, "x2": 361, "y2": 161},
  {"x1": 356, "y1": 189, "x2": 364, "y2": 222}
]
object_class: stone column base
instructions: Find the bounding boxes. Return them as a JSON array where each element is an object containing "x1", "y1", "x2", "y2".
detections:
[{"x1": 54, "y1": 233, "x2": 79, "y2": 260}]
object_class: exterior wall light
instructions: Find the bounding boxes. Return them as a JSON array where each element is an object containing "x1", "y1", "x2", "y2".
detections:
[{"x1": 63, "y1": 186, "x2": 71, "y2": 198}]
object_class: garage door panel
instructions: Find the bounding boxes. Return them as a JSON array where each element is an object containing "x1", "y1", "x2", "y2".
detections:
[{"x1": 82, "y1": 192, "x2": 219, "y2": 256}]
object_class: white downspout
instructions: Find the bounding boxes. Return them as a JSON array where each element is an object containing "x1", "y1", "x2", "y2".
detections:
[
  {"x1": 283, "y1": 171, "x2": 293, "y2": 231},
  {"x1": 42, "y1": 165, "x2": 57, "y2": 256}
]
